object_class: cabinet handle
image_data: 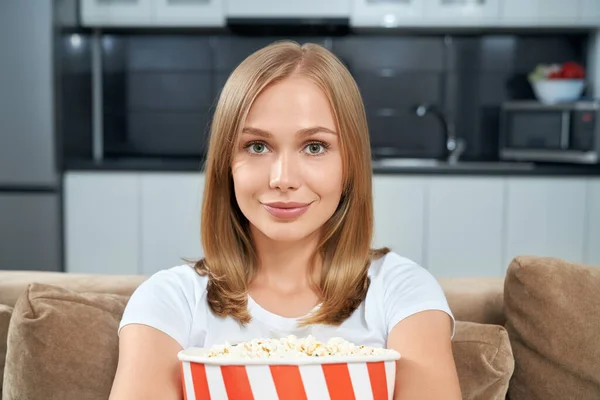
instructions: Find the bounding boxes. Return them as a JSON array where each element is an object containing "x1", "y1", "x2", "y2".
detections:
[
  {"x1": 167, "y1": 0, "x2": 210, "y2": 3},
  {"x1": 367, "y1": 0, "x2": 412, "y2": 4},
  {"x1": 440, "y1": 0, "x2": 485, "y2": 5},
  {"x1": 376, "y1": 108, "x2": 397, "y2": 117},
  {"x1": 97, "y1": 0, "x2": 138, "y2": 3}
]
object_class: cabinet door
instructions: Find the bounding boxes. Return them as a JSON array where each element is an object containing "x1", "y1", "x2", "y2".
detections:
[
  {"x1": 538, "y1": 0, "x2": 580, "y2": 23},
  {"x1": 425, "y1": 0, "x2": 501, "y2": 23},
  {"x1": 585, "y1": 179, "x2": 600, "y2": 266},
  {"x1": 581, "y1": 0, "x2": 600, "y2": 26},
  {"x1": 351, "y1": 0, "x2": 425, "y2": 27},
  {"x1": 426, "y1": 177, "x2": 505, "y2": 277},
  {"x1": 505, "y1": 178, "x2": 587, "y2": 268},
  {"x1": 140, "y1": 173, "x2": 205, "y2": 276},
  {"x1": 372, "y1": 175, "x2": 426, "y2": 265},
  {"x1": 80, "y1": 0, "x2": 154, "y2": 26},
  {"x1": 501, "y1": 0, "x2": 537, "y2": 23},
  {"x1": 155, "y1": 0, "x2": 225, "y2": 26},
  {"x1": 225, "y1": 0, "x2": 351, "y2": 17},
  {"x1": 502, "y1": 0, "x2": 581, "y2": 25},
  {"x1": 64, "y1": 172, "x2": 140, "y2": 275},
  {"x1": 0, "y1": 193, "x2": 61, "y2": 271}
]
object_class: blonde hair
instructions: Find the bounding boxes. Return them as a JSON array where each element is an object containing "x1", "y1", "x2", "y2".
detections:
[{"x1": 194, "y1": 40, "x2": 389, "y2": 326}]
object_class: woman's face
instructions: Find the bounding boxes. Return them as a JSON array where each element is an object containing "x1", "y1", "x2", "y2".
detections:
[{"x1": 231, "y1": 76, "x2": 344, "y2": 243}]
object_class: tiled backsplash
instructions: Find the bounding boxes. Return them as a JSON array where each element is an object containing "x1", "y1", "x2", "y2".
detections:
[{"x1": 58, "y1": 32, "x2": 589, "y2": 162}]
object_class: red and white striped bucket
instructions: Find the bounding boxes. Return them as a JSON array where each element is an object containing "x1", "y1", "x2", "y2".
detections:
[{"x1": 178, "y1": 348, "x2": 400, "y2": 400}]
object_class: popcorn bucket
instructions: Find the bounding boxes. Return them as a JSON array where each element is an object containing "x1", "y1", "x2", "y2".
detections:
[{"x1": 178, "y1": 347, "x2": 400, "y2": 400}]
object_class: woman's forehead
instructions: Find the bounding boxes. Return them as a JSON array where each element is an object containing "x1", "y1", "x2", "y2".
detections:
[{"x1": 244, "y1": 77, "x2": 336, "y2": 132}]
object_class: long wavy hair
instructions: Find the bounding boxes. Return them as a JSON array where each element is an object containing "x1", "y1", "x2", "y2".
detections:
[{"x1": 194, "y1": 40, "x2": 389, "y2": 326}]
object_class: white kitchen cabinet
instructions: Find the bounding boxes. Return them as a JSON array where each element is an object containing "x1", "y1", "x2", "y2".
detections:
[
  {"x1": 351, "y1": 0, "x2": 425, "y2": 28},
  {"x1": 372, "y1": 176, "x2": 426, "y2": 265},
  {"x1": 81, "y1": 0, "x2": 225, "y2": 27},
  {"x1": 500, "y1": 0, "x2": 537, "y2": 23},
  {"x1": 501, "y1": 0, "x2": 582, "y2": 26},
  {"x1": 581, "y1": 0, "x2": 600, "y2": 26},
  {"x1": 139, "y1": 173, "x2": 205, "y2": 276},
  {"x1": 584, "y1": 179, "x2": 600, "y2": 266},
  {"x1": 155, "y1": 0, "x2": 225, "y2": 27},
  {"x1": 424, "y1": 0, "x2": 501, "y2": 25},
  {"x1": 64, "y1": 172, "x2": 140, "y2": 275},
  {"x1": 537, "y1": 0, "x2": 581, "y2": 23},
  {"x1": 80, "y1": 0, "x2": 154, "y2": 26},
  {"x1": 504, "y1": 178, "x2": 587, "y2": 269},
  {"x1": 225, "y1": 0, "x2": 351, "y2": 18},
  {"x1": 63, "y1": 171, "x2": 596, "y2": 278},
  {"x1": 426, "y1": 177, "x2": 505, "y2": 277}
]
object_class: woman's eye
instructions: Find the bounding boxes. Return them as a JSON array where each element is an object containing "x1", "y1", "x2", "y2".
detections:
[
  {"x1": 305, "y1": 143, "x2": 326, "y2": 155},
  {"x1": 248, "y1": 142, "x2": 268, "y2": 154}
]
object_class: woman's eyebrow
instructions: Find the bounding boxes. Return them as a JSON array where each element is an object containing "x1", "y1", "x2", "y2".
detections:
[
  {"x1": 241, "y1": 127, "x2": 273, "y2": 138},
  {"x1": 241, "y1": 126, "x2": 338, "y2": 138},
  {"x1": 297, "y1": 126, "x2": 338, "y2": 137}
]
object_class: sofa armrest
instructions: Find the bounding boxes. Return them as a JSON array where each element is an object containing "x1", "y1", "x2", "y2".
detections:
[
  {"x1": 0, "y1": 270, "x2": 147, "y2": 308},
  {"x1": 439, "y1": 277, "x2": 505, "y2": 325}
]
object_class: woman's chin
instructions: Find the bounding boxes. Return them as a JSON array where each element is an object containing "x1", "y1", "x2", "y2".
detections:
[
  {"x1": 262, "y1": 230, "x2": 311, "y2": 243},
  {"x1": 252, "y1": 222, "x2": 316, "y2": 243}
]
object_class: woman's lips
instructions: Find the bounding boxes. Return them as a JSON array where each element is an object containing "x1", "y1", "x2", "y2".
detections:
[{"x1": 262, "y1": 202, "x2": 312, "y2": 220}]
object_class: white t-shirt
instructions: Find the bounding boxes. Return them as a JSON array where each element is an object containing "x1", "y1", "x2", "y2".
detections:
[{"x1": 118, "y1": 252, "x2": 454, "y2": 349}]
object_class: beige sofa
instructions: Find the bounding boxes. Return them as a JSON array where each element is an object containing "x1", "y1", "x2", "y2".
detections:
[{"x1": 0, "y1": 255, "x2": 598, "y2": 400}]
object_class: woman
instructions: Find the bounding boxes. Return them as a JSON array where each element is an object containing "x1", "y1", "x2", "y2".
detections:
[{"x1": 109, "y1": 40, "x2": 461, "y2": 400}]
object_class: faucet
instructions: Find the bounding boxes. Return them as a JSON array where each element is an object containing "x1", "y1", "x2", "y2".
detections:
[{"x1": 412, "y1": 103, "x2": 466, "y2": 164}]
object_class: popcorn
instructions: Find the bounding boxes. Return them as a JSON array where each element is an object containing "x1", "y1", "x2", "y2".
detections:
[{"x1": 204, "y1": 335, "x2": 395, "y2": 359}]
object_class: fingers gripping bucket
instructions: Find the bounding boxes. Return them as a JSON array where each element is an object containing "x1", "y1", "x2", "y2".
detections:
[{"x1": 179, "y1": 349, "x2": 400, "y2": 400}]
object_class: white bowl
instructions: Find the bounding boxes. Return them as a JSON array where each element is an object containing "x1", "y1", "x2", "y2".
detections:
[
  {"x1": 530, "y1": 79, "x2": 585, "y2": 104},
  {"x1": 178, "y1": 347, "x2": 401, "y2": 399}
]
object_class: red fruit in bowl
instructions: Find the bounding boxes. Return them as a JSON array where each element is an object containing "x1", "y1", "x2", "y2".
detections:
[
  {"x1": 561, "y1": 62, "x2": 586, "y2": 79},
  {"x1": 548, "y1": 71, "x2": 563, "y2": 79}
]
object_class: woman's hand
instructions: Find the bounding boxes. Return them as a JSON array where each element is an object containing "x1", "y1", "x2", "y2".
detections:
[
  {"x1": 387, "y1": 310, "x2": 461, "y2": 400},
  {"x1": 109, "y1": 324, "x2": 184, "y2": 400}
]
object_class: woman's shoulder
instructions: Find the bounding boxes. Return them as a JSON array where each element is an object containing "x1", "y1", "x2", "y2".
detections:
[
  {"x1": 151, "y1": 263, "x2": 209, "y2": 284},
  {"x1": 367, "y1": 250, "x2": 449, "y2": 307},
  {"x1": 367, "y1": 250, "x2": 454, "y2": 335},
  {"x1": 119, "y1": 264, "x2": 209, "y2": 348},
  {"x1": 368, "y1": 251, "x2": 431, "y2": 283},
  {"x1": 141, "y1": 263, "x2": 209, "y2": 301}
]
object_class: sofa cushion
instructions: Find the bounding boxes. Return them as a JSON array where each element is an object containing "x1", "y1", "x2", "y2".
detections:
[
  {"x1": 2, "y1": 283, "x2": 129, "y2": 400},
  {"x1": 504, "y1": 256, "x2": 600, "y2": 400},
  {"x1": 0, "y1": 304, "x2": 13, "y2": 399},
  {"x1": 452, "y1": 321, "x2": 514, "y2": 399}
]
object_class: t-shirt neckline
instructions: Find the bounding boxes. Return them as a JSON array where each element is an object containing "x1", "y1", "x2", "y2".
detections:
[{"x1": 247, "y1": 295, "x2": 321, "y2": 331}]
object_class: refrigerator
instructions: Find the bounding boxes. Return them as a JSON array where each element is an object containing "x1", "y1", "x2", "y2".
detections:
[{"x1": 0, "y1": 1, "x2": 62, "y2": 271}]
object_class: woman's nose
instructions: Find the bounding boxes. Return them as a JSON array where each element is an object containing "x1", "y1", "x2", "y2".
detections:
[{"x1": 269, "y1": 152, "x2": 300, "y2": 192}]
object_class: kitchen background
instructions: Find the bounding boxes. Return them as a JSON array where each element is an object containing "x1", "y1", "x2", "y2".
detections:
[{"x1": 1, "y1": 0, "x2": 600, "y2": 278}]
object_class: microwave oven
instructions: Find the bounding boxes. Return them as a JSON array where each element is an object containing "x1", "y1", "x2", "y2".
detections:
[{"x1": 499, "y1": 101, "x2": 600, "y2": 164}]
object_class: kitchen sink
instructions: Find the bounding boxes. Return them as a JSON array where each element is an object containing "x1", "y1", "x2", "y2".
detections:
[{"x1": 371, "y1": 158, "x2": 536, "y2": 171}]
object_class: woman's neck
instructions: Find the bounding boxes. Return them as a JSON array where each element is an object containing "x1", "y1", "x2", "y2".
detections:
[{"x1": 250, "y1": 226, "x2": 321, "y2": 293}]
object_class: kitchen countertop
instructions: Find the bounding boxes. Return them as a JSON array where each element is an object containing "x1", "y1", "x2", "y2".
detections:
[{"x1": 63, "y1": 157, "x2": 600, "y2": 177}]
